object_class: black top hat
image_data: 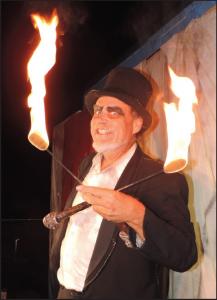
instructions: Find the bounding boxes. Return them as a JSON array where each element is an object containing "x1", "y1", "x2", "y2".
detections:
[{"x1": 84, "y1": 67, "x2": 152, "y2": 132}]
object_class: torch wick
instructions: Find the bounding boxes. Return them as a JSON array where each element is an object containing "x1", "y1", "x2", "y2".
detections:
[{"x1": 46, "y1": 149, "x2": 82, "y2": 184}]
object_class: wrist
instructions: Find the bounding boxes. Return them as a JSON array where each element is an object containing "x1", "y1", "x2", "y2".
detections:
[{"x1": 127, "y1": 201, "x2": 145, "y2": 240}]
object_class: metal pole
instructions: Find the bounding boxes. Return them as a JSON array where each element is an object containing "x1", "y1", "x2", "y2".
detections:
[{"x1": 46, "y1": 148, "x2": 82, "y2": 184}]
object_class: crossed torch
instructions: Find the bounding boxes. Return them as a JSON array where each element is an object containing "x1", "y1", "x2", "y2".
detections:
[{"x1": 26, "y1": 11, "x2": 198, "y2": 230}]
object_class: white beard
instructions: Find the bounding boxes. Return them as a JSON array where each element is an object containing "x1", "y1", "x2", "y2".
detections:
[{"x1": 92, "y1": 141, "x2": 125, "y2": 154}]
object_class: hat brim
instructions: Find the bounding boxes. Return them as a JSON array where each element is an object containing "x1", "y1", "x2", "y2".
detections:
[{"x1": 84, "y1": 88, "x2": 152, "y2": 132}]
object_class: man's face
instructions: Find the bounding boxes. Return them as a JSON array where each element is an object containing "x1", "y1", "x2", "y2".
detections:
[{"x1": 90, "y1": 96, "x2": 143, "y2": 154}]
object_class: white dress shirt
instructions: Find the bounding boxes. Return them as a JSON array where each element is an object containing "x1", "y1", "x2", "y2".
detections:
[{"x1": 57, "y1": 143, "x2": 137, "y2": 291}]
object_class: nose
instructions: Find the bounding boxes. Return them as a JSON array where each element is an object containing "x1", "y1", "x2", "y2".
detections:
[{"x1": 99, "y1": 108, "x2": 109, "y2": 119}]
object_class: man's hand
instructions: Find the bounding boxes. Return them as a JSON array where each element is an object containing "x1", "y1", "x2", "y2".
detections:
[{"x1": 76, "y1": 185, "x2": 145, "y2": 240}]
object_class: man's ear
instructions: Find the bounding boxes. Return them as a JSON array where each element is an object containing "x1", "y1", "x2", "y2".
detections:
[{"x1": 133, "y1": 116, "x2": 143, "y2": 134}]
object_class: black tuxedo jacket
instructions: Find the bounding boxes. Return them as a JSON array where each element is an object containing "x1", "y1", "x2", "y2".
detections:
[{"x1": 49, "y1": 146, "x2": 197, "y2": 299}]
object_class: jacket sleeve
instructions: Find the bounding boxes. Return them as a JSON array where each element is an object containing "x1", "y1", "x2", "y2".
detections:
[{"x1": 130, "y1": 172, "x2": 198, "y2": 272}]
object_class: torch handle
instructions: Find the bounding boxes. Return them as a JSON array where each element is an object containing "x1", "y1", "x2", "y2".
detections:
[
  {"x1": 43, "y1": 202, "x2": 91, "y2": 229},
  {"x1": 56, "y1": 202, "x2": 91, "y2": 222}
]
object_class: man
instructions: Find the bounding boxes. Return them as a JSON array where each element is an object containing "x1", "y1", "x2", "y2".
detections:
[{"x1": 50, "y1": 67, "x2": 197, "y2": 299}]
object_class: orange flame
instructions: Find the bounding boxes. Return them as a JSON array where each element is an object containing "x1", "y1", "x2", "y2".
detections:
[
  {"x1": 27, "y1": 11, "x2": 58, "y2": 150},
  {"x1": 163, "y1": 66, "x2": 198, "y2": 173}
]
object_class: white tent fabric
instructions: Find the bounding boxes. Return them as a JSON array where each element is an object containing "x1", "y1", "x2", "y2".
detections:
[{"x1": 136, "y1": 5, "x2": 216, "y2": 299}]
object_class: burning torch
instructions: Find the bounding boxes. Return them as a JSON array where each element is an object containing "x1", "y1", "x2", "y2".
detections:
[
  {"x1": 26, "y1": 10, "x2": 88, "y2": 228},
  {"x1": 26, "y1": 11, "x2": 197, "y2": 230}
]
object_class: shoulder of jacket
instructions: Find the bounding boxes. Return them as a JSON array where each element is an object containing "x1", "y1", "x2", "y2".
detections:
[
  {"x1": 137, "y1": 147, "x2": 164, "y2": 170},
  {"x1": 137, "y1": 146, "x2": 187, "y2": 185}
]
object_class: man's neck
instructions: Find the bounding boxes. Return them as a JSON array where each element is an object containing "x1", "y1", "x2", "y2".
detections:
[{"x1": 101, "y1": 141, "x2": 136, "y2": 170}]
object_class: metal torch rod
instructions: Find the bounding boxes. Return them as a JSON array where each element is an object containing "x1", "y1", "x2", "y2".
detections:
[
  {"x1": 73, "y1": 169, "x2": 164, "y2": 213},
  {"x1": 43, "y1": 168, "x2": 165, "y2": 229},
  {"x1": 46, "y1": 148, "x2": 82, "y2": 184},
  {"x1": 117, "y1": 169, "x2": 164, "y2": 191}
]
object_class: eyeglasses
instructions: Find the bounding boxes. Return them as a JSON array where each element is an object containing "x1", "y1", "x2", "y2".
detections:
[{"x1": 93, "y1": 104, "x2": 125, "y2": 119}]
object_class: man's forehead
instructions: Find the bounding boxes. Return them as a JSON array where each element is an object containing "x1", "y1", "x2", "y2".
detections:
[{"x1": 96, "y1": 96, "x2": 130, "y2": 109}]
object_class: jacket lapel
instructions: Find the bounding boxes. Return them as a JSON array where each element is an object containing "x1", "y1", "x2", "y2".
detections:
[
  {"x1": 84, "y1": 145, "x2": 146, "y2": 288},
  {"x1": 84, "y1": 219, "x2": 118, "y2": 287}
]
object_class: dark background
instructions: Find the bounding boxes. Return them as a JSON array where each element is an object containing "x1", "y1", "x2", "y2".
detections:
[{"x1": 2, "y1": 1, "x2": 193, "y2": 298}]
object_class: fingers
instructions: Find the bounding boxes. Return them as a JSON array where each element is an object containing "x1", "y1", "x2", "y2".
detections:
[
  {"x1": 76, "y1": 185, "x2": 145, "y2": 233},
  {"x1": 76, "y1": 185, "x2": 121, "y2": 221},
  {"x1": 76, "y1": 185, "x2": 114, "y2": 197},
  {"x1": 75, "y1": 185, "x2": 142, "y2": 224},
  {"x1": 76, "y1": 185, "x2": 115, "y2": 206},
  {"x1": 91, "y1": 205, "x2": 114, "y2": 220},
  {"x1": 81, "y1": 191, "x2": 107, "y2": 206}
]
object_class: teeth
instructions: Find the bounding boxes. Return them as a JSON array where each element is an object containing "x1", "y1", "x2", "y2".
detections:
[{"x1": 97, "y1": 129, "x2": 111, "y2": 135}]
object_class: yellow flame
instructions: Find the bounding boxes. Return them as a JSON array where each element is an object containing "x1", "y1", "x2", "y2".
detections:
[
  {"x1": 27, "y1": 11, "x2": 58, "y2": 150},
  {"x1": 163, "y1": 66, "x2": 198, "y2": 173}
]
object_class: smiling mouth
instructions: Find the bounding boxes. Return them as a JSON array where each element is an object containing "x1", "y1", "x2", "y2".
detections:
[{"x1": 96, "y1": 128, "x2": 112, "y2": 135}]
